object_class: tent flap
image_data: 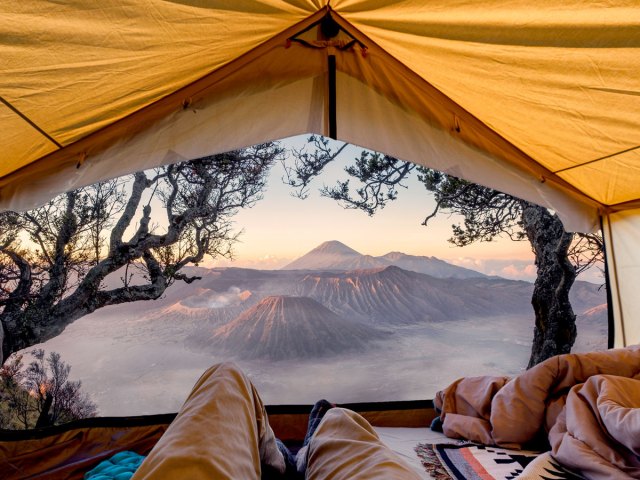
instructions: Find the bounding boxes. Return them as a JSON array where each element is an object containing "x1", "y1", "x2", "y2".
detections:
[{"x1": 603, "y1": 208, "x2": 640, "y2": 348}]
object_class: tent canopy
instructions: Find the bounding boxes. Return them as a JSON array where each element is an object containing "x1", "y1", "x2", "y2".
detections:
[{"x1": 1, "y1": 1, "x2": 639, "y2": 344}]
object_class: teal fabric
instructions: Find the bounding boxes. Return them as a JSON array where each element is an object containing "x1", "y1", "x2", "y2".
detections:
[{"x1": 84, "y1": 451, "x2": 145, "y2": 480}]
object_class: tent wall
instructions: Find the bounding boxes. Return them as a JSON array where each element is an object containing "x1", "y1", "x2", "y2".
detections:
[
  {"x1": 2, "y1": 71, "x2": 601, "y2": 235},
  {"x1": 3, "y1": 1, "x2": 639, "y2": 211},
  {"x1": 0, "y1": 38, "x2": 601, "y2": 233},
  {"x1": 603, "y1": 208, "x2": 640, "y2": 348},
  {"x1": 338, "y1": 2, "x2": 640, "y2": 208},
  {"x1": 4, "y1": 1, "x2": 639, "y2": 213},
  {"x1": 0, "y1": 36, "x2": 329, "y2": 211},
  {"x1": 0, "y1": 421, "x2": 169, "y2": 480},
  {"x1": 0, "y1": 1, "x2": 316, "y2": 176},
  {"x1": 334, "y1": 70, "x2": 599, "y2": 233}
]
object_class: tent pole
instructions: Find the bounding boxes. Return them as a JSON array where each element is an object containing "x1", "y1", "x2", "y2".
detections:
[
  {"x1": 328, "y1": 54, "x2": 337, "y2": 140},
  {"x1": 600, "y1": 216, "x2": 615, "y2": 349}
]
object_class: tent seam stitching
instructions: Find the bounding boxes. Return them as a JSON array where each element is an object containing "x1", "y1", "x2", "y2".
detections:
[{"x1": 0, "y1": 95, "x2": 62, "y2": 149}]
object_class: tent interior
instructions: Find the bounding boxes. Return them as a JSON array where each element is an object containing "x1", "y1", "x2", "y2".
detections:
[{"x1": 1, "y1": 1, "x2": 639, "y2": 478}]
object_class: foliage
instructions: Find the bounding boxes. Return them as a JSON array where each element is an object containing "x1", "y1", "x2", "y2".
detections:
[{"x1": 0, "y1": 350, "x2": 96, "y2": 429}]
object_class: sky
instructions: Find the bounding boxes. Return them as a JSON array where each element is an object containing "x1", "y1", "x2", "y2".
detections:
[{"x1": 200, "y1": 135, "x2": 589, "y2": 283}]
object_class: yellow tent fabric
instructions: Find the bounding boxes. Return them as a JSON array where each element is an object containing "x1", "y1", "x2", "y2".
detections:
[
  {"x1": 0, "y1": 1, "x2": 639, "y2": 344},
  {"x1": 345, "y1": 1, "x2": 640, "y2": 208},
  {"x1": 1, "y1": 1, "x2": 638, "y2": 214}
]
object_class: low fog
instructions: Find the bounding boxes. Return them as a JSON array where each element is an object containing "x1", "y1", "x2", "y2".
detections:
[{"x1": 33, "y1": 309, "x2": 605, "y2": 416}]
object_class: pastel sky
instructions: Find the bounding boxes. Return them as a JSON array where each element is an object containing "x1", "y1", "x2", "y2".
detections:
[{"x1": 202, "y1": 135, "x2": 603, "y2": 284}]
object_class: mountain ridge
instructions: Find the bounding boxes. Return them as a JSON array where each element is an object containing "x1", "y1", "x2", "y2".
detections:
[
  {"x1": 282, "y1": 240, "x2": 485, "y2": 279},
  {"x1": 293, "y1": 265, "x2": 532, "y2": 324}
]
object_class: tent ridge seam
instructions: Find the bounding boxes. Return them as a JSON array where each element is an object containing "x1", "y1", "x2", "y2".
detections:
[
  {"x1": 553, "y1": 144, "x2": 640, "y2": 174},
  {"x1": 0, "y1": 95, "x2": 62, "y2": 149}
]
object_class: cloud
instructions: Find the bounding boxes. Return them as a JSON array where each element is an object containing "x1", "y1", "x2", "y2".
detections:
[
  {"x1": 450, "y1": 256, "x2": 603, "y2": 284},
  {"x1": 449, "y1": 257, "x2": 536, "y2": 281},
  {"x1": 450, "y1": 257, "x2": 486, "y2": 269},
  {"x1": 181, "y1": 286, "x2": 250, "y2": 308},
  {"x1": 202, "y1": 255, "x2": 292, "y2": 270},
  {"x1": 497, "y1": 263, "x2": 537, "y2": 280}
]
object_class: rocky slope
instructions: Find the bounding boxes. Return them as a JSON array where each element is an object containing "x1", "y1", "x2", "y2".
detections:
[
  {"x1": 210, "y1": 296, "x2": 386, "y2": 360},
  {"x1": 294, "y1": 266, "x2": 533, "y2": 324}
]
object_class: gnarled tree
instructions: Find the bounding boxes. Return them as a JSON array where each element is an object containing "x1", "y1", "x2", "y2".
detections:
[
  {"x1": 0, "y1": 145, "x2": 282, "y2": 363},
  {"x1": 285, "y1": 136, "x2": 603, "y2": 368}
]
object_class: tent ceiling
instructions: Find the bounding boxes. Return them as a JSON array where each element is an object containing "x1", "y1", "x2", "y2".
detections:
[{"x1": 1, "y1": 1, "x2": 639, "y2": 216}]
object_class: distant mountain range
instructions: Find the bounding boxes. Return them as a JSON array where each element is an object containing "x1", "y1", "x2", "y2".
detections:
[
  {"x1": 282, "y1": 240, "x2": 485, "y2": 279},
  {"x1": 292, "y1": 266, "x2": 532, "y2": 324},
  {"x1": 94, "y1": 240, "x2": 606, "y2": 362}
]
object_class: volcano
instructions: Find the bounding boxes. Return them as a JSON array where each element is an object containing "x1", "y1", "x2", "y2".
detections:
[{"x1": 211, "y1": 295, "x2": 385, "y2": 360}]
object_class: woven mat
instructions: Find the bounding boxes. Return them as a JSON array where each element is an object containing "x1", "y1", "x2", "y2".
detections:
[{"x1": 414, "y1": 443, "x2": 586, "y2": 480}]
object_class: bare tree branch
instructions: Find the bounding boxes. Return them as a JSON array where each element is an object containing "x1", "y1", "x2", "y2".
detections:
[
  {"x1": 109, "y1": 172, "x2": 148, "y2": 254},
  {"x1": 282, "y1": 135, "x2": 348, "y2": 199}
]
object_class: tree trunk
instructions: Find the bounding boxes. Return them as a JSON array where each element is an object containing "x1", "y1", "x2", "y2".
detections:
[
  {"x1": 35, "y1": 393, "x2": 53, "y2": 428},
  {"x1": 521, "y1": 203, "x2": 577, "y2": 368}
]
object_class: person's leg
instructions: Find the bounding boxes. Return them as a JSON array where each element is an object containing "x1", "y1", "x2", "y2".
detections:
[
  {"x1": 305, "y1": 408, "x2": 423, "y2": 480},
  {"x1": 132, "y1": 362, "x2": 285, "y2": 480}
]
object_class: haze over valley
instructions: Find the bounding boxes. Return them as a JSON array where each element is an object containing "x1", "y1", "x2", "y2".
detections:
[{"x1": 34, "y1": 241, "x2": 607, "y2": 415}]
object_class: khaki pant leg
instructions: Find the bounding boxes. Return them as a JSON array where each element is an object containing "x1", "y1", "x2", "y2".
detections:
[
  {"x1": 132, "y1": 362, "x2": 284, "y2": 480},
  {"x1": 306, "y1": 408, "x2": 422, "y2": 480}
]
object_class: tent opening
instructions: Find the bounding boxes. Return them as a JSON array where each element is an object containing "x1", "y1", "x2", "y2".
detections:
[{"x1": 0, "y1": 136, "x2": 608, "y2": 428}]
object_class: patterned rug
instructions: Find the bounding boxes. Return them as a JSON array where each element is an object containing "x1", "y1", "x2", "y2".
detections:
[{"x1": 415, "y1": 443, "x2": 586, "y2": 480}]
